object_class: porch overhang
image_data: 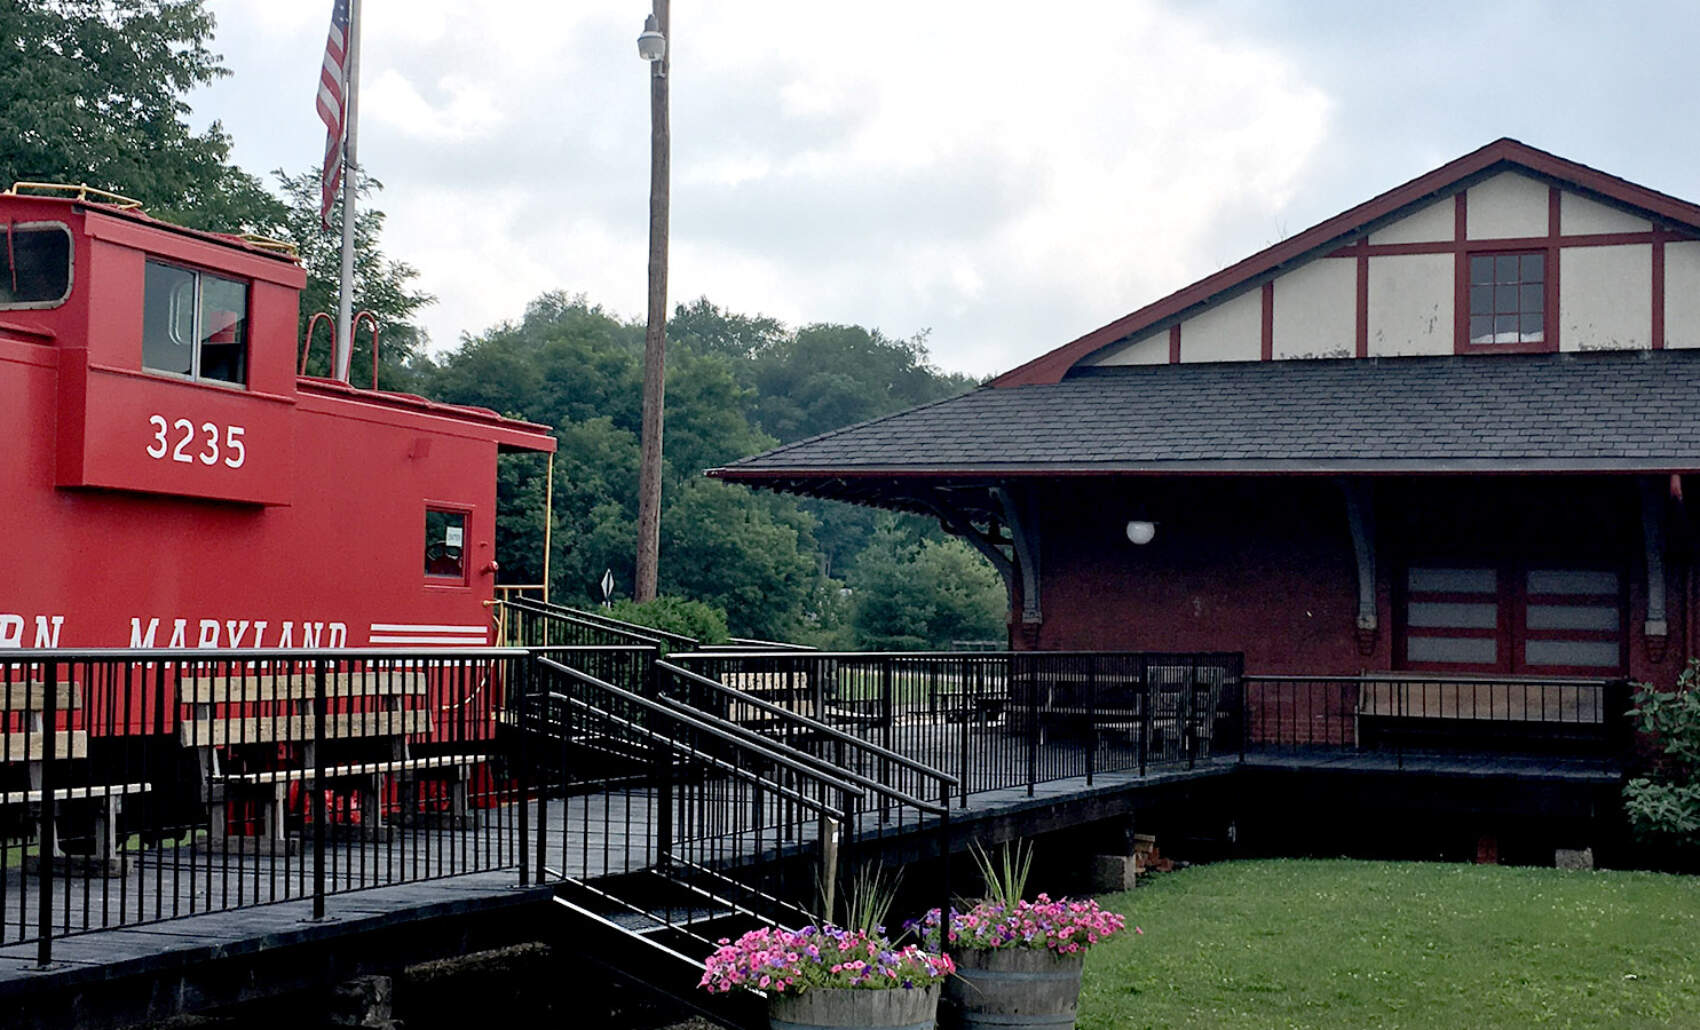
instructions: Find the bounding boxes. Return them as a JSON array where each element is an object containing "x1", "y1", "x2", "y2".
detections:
[{"x1": 709, "y1": 350, "x2": 1700, "y2": 509}]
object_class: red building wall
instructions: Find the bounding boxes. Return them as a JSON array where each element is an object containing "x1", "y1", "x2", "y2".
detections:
[{"x1": 1025, "y1": 476, "x2": 1689, "y2": 689}]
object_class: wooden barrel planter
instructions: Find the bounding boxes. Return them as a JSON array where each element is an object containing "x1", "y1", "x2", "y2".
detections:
[
  {"x1": 945, "y1": 948, "x2": 1085, "y2": 1029},
  {"x1": 768, "y1": 984, "x2": 941, "y2": 1030}
]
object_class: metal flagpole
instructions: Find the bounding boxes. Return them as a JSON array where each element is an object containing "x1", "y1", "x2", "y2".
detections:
[{"x1": 333, "y1": 0, "x2": 363, "y2": 383}]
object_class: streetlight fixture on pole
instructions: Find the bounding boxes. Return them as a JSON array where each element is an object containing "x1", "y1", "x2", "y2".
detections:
[{"x1": 634, "y1": 4, "x2": 669, "y2": 603}]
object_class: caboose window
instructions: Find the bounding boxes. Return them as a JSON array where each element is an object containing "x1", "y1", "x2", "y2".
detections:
[
  {"x1": 425, "y1": 509, "x2": 468, "y2": 581},
  {"x1": 0, "y1": 223, "x2": 72, "y2": 309},
  {"x1": 141, "y1": 260, "x2": 248, "y2": 387}
]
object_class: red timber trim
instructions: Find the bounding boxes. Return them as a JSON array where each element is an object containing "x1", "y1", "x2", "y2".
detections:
[
  {"x1": 1653, "y1": 230, "x2": 1667, "y2": 350},
  {"x1": 992, "y1": 138, "x2": 1700, "y2": 387},
  {"x1": 1453, "y1": 193, "x2": 1469, "y2": 353},
  {"x1": 1451, "y1": 186, "x2": 1564, "y2": 355},
  {"x1": 1354, "y1": 239, "x2": 1369, "y2": 358},
  {"x1": 1168, "y1": 324, "x2": 1181, "y2": 364},
  {"x1": 1260, "y1": 282, "x2": 1274, "y2": 360},
  {"x1": 1394, "y1": 559, "x2": 1629, "y2": 677},
  {"x1": 1548, "y1": 187, "x2": 1563, "y2": 354}
]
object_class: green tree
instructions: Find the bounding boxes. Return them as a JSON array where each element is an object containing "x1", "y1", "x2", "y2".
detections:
[
  {"x1": 425, "y1": 293, "x2": 984, "y2": 643},
  {"x1": 670, "y1": 296, "x2": 786, "y2": 363},
  {"x1": 660, "y1": 478, "x2": 825, "y2": 642},
  {"x1": 426, "y1": 293, "x2": 643, "y2": 428},
  {"x1": 848, "y1": 519, "x2": 1007, "y2": 650},
  {"x1": 0, "y1": 0, "x2": 283, "y2": 232},
  {"x1": 275, "y1": 170, "x2": 434, "y2": 391},
  {"x1": 750, "y1": 323, "x2": 974, "y2": 445}
]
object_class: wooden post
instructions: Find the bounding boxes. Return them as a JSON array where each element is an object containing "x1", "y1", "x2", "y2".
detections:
[{"x1": 634, "y1": 0, "x2": 670, "y2": 603}]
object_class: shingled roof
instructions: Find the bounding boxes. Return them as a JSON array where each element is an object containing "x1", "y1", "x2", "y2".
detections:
[{"x1": 710, "y1": 350, "x2": 1700, "y2": 480}]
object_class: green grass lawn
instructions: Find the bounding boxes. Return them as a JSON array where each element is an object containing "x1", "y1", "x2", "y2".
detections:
[{"x1": 1081, "y1": 859, "x2": 1700, "y2": 1029}]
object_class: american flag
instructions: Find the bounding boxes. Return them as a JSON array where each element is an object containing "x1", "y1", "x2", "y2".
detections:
[{"x1": 316, "y1": 0, "x2": 352, "y2": 231}]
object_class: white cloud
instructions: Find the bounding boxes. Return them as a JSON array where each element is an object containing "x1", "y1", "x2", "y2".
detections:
[
  {"x1": 199, "y1": 0, "x2": 1333, "y2": 376},
  {"x1": 364, "y1": 70, "x2": 506, "y2": 143}
]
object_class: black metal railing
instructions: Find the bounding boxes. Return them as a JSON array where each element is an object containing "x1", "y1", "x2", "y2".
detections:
[
  {"x1": 496, "y1": 597, "x2": 698, "y2": 655},
  {"x1": 657, "y1": 660, "x2": 957, "y2": 834},
  {"x1": 1, "y1": 647, "x2": 529, "y2": 965},
  {"x1": 5, "y1": 638, "x2": 1628, "y2": 971},
  {"x1": 520, "y1": 655, "x2": 952, "y2": 945},
  {"x1": 670, "y1": 651, "x2": 1245, "y2": 804},
  {"x1": 1242, "y1": 673, "x2": 1635, "y2": 766}
]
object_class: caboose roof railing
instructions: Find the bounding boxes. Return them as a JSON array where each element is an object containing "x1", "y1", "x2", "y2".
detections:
[{"x1": 5, "y1": 182, "x2": 144, "y2": 210}]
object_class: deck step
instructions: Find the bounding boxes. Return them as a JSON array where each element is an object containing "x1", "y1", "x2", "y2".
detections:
[
  {"x1": 547, "y1": 896, "x2": 767, "y2": 1029},
  {"x1": 605, "y1": 905, "x2": 735, "y2": 935}
]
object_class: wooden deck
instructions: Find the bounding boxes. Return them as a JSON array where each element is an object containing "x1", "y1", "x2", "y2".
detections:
[
  {"x1": 0, "y1": 737, "x2": 1623, "y2": 1022},
  {"x1": 0, "y1": 755, "x2": 1235, "y2": 994}
]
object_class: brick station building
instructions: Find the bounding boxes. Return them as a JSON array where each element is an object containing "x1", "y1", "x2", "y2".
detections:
[{"x1": 711, "y1": 139, "x2": 1700, "y2": 690}]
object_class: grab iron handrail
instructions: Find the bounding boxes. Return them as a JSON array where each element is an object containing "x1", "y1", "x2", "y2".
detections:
[
  {"x1": 660, "y1": 660, "x2": 959, "y2": 789},
  {"x1": 653, "y1": 668, "x2": 949, "y2": 815}
]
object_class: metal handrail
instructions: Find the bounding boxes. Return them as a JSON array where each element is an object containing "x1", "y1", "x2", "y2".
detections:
[
  {"x1": 659, "y1": 660, "x2": 960, "y2": 787},
  {"x1": 652, "y1": 684, "x2": 948, "y2": 815},
  {"x1": 6, "y1": 181, "x2": 143, "y2": 209},
  {"x1": 534, "y1": 656, "x2": 863, "y2": 798},
  {"x1": 501, "y1": 597, "x2": 678, "y2": 649},
  {"x1": 673, "y1": 649, "x2": 1244, "y2": 661},
  {"x1": 6, "y1": 645, "x2": 527, "y2": 660},
  {"x1": 533, "y1": 690, "x2": 846, "y2": 821},
  {"x1": 1245, "y1": 672, "x2": 1620, "y2": 686},
  {"x1": 233, "y1": 233, "x2": 300, "y2": 259},
  {"x1": 512, "y1": 596, "x2": 698, "y2": 649}
]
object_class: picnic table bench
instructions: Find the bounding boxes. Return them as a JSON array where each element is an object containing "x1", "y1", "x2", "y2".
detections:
[
  {"x1": 1009, "y1": 664, "x2": 1231, "y2": 759},
  {"x1": 3, "y1": 678, "x2": 151, "y2": 875},
  {"x1": 1353, "y1": 675, "x2": 1612, "y2": 751},
  {"x1": 178, "y1": 670, "x2": 485, "y2": 852}
]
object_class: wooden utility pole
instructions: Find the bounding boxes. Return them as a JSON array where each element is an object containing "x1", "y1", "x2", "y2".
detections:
[{"x1": 634, "y1": 0, "x2": 670, "y2": 603}]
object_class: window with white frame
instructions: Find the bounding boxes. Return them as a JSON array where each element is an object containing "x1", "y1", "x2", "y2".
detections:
[{"x1": 141, "y1": 260, "x2": 248, "y2": 387}]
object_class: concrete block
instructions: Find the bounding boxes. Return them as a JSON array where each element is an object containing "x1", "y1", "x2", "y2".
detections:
[
  {"x1": 1555, "y1": 847, "x2": 1594, "y2": 871},
  {"x1": 329, "y1": 974, "x2": 395, "y2": 1028},
  {"x1": 1089, "y1": 854, "x2": 1137, "y2": 892}
]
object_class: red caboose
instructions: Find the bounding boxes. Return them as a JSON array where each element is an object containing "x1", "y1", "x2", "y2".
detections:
[{"x1": 0, "y1": 184, "x2": 554, "y2": 651}]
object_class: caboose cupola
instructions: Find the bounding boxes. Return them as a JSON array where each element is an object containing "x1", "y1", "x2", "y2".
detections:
[{"x1": 0, "y1": 183, "x2": 307, "y2": 506}]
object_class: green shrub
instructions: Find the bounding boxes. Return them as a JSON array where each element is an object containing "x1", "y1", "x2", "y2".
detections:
[
  {"x1": 606, "y1": 596, "x2": 730, "y2": 645},
  {"x1": 1623, "y1": 659, "x2": 1700, "y2": 848}
]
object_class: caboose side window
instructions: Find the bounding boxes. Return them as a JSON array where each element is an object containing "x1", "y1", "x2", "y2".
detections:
[
  {"x1": 0, "y1": 223, "x2": 73, "y2": 309},
  {"x1": 141, "y1": 260, "x2": 248, "y2": 387},
  {"x1": 425, "y1": 508, "x2": 468, "y2": 582}
]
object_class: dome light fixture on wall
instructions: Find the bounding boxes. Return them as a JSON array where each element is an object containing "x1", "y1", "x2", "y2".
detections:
[{"x1": 1126, "y1": 520, "x2": 1157, "y2": 546}]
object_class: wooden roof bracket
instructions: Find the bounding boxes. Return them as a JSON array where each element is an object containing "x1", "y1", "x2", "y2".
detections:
[
  {"x1": 1339, "y1": 479, "x2": 1378, "y2": 657},
  {"x1": 1640, "y1": 477, "x2": 1670, "y2": 661},
  {"x1": 993, "y1": 485, "x2": 1043, "y2": 628}
]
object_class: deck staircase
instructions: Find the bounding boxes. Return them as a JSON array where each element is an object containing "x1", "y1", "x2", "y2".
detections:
[{"x1": 517, "y1": 644, "x2": 956, "y2": 1029}]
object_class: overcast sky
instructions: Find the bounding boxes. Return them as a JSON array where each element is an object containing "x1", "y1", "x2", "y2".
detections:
[{"x1": 194, "y1": 1, "x2": 1698, "y2": 378}]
